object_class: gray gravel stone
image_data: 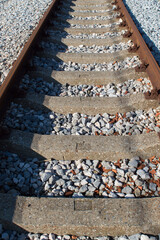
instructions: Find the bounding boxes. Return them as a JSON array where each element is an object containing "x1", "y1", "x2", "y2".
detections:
[
  {"x1": 149, "y1": 182, "x2": 157, "y2": 192},
  {"x1": 1, "y1": 232, "x2": 9, "y2": 240},
  {"x1": 128, "y1": 158, "x2": 139, "y2": 168},
  {"x1": 135, "y1": 188, "x2": 141, "y2": 197},
  {"x1": 122, "y1": 186, "x2": 132, "y2": 194},
  {"x1": 128, "y1": 234, "x2": 141, "y2": 240}
]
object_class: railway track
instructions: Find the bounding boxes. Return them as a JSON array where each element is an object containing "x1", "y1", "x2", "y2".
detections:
[{"x1": 0, "y1": 0, "x2": 160, "y2": 237}]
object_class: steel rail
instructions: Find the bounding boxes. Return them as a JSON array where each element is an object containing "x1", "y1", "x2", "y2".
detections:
[
  {"x1": 117, "y1": 0, "x2": 160, "y2": 90},
  {"x1": 0, "y1": 0, "x2": 59, "y2": 116}
]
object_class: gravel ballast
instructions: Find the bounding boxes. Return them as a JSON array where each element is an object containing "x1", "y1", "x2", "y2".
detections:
[
  {"x1": 59, "y1": 8, "x2": 115, "y2": 13},
  {"x1": 0, "y1": 224, "x2": 159, "y2": 240},
  {"x1": 123, "y1": 0, "x2": 160, "y2": 65},
  {"x1": 19, "y1": 75, "x2": 152, "y2": 97},
  {"x1": 55, "y1": 13, "x2": 118, "y2": 21},
  {"x1": 65, "y1": 42, "x2": 132, "y2": 53},
  {"x1": 39, "y1": 41, "x2": 133, "y2": 53},
  {"x1": 0, "y1": 0, "x2": 53, "y2": 84},
  {"x1": 72, "y1": 15, "x2": 117, "y2": 20},
  {"x1": 46, "y1": 29, "x2": 125, "y2": 39},
  {"x1": 0, "y1": 151, "x2": 160, "y2": 198},
  {"x1": 50, "y1": 20, "x2": 120, "y2": 29},
  {"x1": 31, "y1": 56, "x2": 141, "y2": 71},
  {"x1": 3, "y1": 103, "x2": 160, "y2": 136}
]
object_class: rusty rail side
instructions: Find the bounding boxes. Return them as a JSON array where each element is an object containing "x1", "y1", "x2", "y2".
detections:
[
  {"x1": 0, "y1": 0, "x2": 59, "y2": 116},
  {"x1": 117, "y1": 0, "x2": 160, "y2": 90}
]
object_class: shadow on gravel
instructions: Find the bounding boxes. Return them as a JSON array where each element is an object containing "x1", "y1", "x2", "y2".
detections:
[
  {"x1": 123, "y1": 0, "x2": 160, "y2": 66},
  {"x1": 0, "y1": 0, "x2": 77, "y2": 155},
  {"x1": 0, "y1": 0, "x2": 74, "y2": 232}
]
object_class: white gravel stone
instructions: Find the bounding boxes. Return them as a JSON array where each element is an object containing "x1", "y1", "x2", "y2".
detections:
[
  {"x1": 141, "y1": 235, "x2": 150, "y2": 240},
  {"x1": 115, "y1": 180, "x2": 123, "y2": 187},
  {"x1": 125, "y1": 194, "x2": 135, "y2": 198}
]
